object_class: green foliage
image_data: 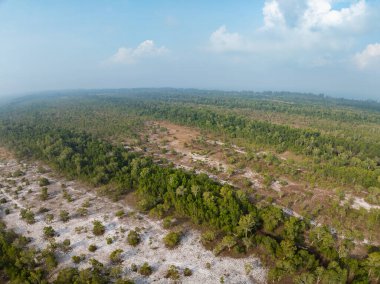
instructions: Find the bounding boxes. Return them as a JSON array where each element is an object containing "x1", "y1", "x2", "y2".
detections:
[
  {"x1": 163, "y1": 231, "x2": 181, "y2": 248},
  {"x1": 72, "y1": 254, "x2": 85, "y2": 264},
  {"x1": 92, "y1": 220, "x2": 105, "y2": 236},
  {"x1": 165, "y1": 265, "x2": 180, "y2": 280},
  {"x1": 88, "y1": 244, "x2": 97, "y2": 252},
  {"x1": 139, "y1": 262, "x2": 153, "y2": 276},
  {"x1": 127, "y1": 230, "x2": 140, "y2": 246},
  {"x1": 39, "y1": 177, "x2": 50, "y2": 187},
  {"x1": 109, "y1": 249, "x2": 123, "y2": 264},
  {"x1": 40, "y1": 187, "x2": 48, "y2": 201},
  {"x1": 59, "y1": 210, "x2": 70, "y2": 222},
  {"x1": 20, "y1": 208, "x2": 35, "y2": 224},
  {"x1": 184, "y1": 267, "x2": 192, "y2": 276},
  {"x1": 43, "y1": 226, "x2": 56, "y2": 239}
]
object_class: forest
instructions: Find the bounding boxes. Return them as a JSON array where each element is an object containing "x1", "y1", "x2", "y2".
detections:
[{"x1": 0, "y1": 89, "x2": 380, "y2": 283}]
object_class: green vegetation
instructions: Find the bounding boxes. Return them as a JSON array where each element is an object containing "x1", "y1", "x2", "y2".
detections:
[
  {"x1": 139, "y1": 262, "x2": 153, "y2": 276},
  {"x1": 163, "y1": 231, "x2": 181, "y2": 249},
  {"x1": 0, "y1": 89, "x2": 380, "y2": 282},
  {"x1": 43, "y1": 226, "x2": 56, "y2": 239},
  {"x1": 92, "y1": 220, "x2": 105, "y2": 236},
  {"x1": 127, "y1": 230, "x2": 141, "y2": 246}
]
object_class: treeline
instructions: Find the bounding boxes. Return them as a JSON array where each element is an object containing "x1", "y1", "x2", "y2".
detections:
[
  {"x1": 2, "y1": 95, "x2": 379, "y2": 189},
  {"x1": 1, "y1": 122, "x2": 379, "y2": 283},
  {"x1": 125, "y1": 102, "x2": 380, "y2": 188}
]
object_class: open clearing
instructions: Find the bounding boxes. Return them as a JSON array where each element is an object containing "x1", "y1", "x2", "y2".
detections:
[{"x1": 0, "y1": 158, "x2": 267, "y2": 284}]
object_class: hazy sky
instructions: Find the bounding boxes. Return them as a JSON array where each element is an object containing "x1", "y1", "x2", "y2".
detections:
[{"x1": 1, "y1": 0, "x2": 380, "y2": 99}]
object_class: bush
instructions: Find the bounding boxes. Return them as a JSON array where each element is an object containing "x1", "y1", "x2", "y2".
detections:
[
  {"x1": 20, "y1": 209, "x2": 35, "y2": 224},
  {"x1": 88, "y1": 244, "x2": 97, "y2": 252},
  {"x1": 45, "y1": 213, "x2": 54, "y2": 223},
  {"x1": 72, "y1": 254, "x2": 85, "y2": 264},
  {"x1": 76, "y1": 207, "x2": 88, "y2": 217},
  {"x1": 163, "y1": 231, "x2": 181, "y2": 248},
  {"x1": 61, "y1": 239, "x2": 71, "y2": 253},
  {"x1": 109, "y1": 249, "x2": 124, "y2": 264},
  {"x1": 127, "y1": 230, "x2": 140, "y2": 246},
  {"x1": 43, "y1": 226, "x2": 56, "y2": 239},
  {"x1": 106, "y1": 237, "x2": 113, "y2": 245},
  {"x1": 184, "y1": 267, "x2": 192, "y2": 276},
  {"x1": 92, "y1": 220, "x2": 105, "y2": 236},
  {"x1": 163, "y1": 216, "x2": 173, "y2": 229},
  {"x1": 139, "y1": 262, "x2": 152, "y2": 276},
  {"x1": 165, "y1": 265, "x2": 180, "y2": 280},
  {"x1": 115, "y1": 209, "x2": 125, "y2": 218},
  {"x1": 131, "y1": 263, "x2": 138, "y2": 272},
  {"x1": 201, "y1": 230, "x2": 216, "y2": 244},
  {"x1": 40, "y1": 187, "x2": 48, "y2": 201},
  {"x1": 39, "y1": 177, "x2": 50, "y2": 187},
  {"x1": 59, "y1": 210, "x2": 70, "y2": 222}
]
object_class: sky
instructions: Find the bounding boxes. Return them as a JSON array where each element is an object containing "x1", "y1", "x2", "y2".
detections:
[{"x1": 1, "y1": 0, "x2": 380, "y2": 100}]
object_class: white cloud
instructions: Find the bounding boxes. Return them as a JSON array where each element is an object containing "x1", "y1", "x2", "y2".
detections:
[
  {"x1": 207, "y1": 0, "x2": 371, "y2": 68},
  {"x1": 300, "y1": 0, "x2": 366, "y2": 30},
  {"x1": 208, "y1": 25, "x2": 253, "y2": 53},
  {"x1": 355, "y1": 43, "x2": 380, "y2": 69},
  {"x1": 263, "y1": 0, "x2": 286, "y2": 29},
  {"x1": 108, "y1": 40, "x2": 168, "y2": 64}
]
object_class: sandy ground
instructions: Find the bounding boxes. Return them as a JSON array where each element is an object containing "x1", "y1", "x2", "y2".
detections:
[{"x1": 0, "y1": 159, "x2": 267, "y2": 284}]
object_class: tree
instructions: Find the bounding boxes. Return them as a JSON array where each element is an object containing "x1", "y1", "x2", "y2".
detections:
[{"x1": 237, "y1": 213, "x2": 257, "y2": 237}]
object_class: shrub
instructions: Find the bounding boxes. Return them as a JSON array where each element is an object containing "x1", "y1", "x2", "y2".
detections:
[
  {"x1": 37, "y1": 207, "x2": 49, "y2": 214},
  {"x1": 184, "y1": 267, "x2": 192, "y2": 276},
  {"x1": 131, "y1": 263, "x2": 138, "y2": 272},
  {"x1": 165, "y1": 265, "x2": 180, "y2": 280},
  {"x1": 88, "y1": 244, "x2": 97, "y2": 252},
  {"x1": 59, "y1": 210, "x2": 70, "y2": 222},
  {"x1": 162, "y1": 216, "x2": 173, "y2": 229},
  {"x1": 40, "y1": 187, "x2": 48, "y2": 201},
  {"x1": 76, "y1": 207, "x2": 88, "y2": 217},
  {"x1": 109, "y1": 249, "x2": 124, "y2": 264},
  {"x1": 92, "y1": 220, "x2": 105, "y2": 236},
  {"x1": 115, "y1": 209, "x2": 125, "y2": 218},
  {"x1": 61, "y1": 239, "x2": 71, "y2": 253},
  {"x1": 39, "y1": 177, "x2": 50, "y2": 187},
  {"x1": 201, "y1": 230, "x2": 216, "y2": 244},
  {"x1": 163, "y1": 231, "x2": 181, "y2": 248},
  {"x1": 45, "y1": 213, "x2": 54, "y2": 223},
  {"x1": 139, "y1": 262, "x2": 152, "y2": 276},
  {"x1": 106, "y1": 237, "x2": 113, "y2": 245},
  {"x1": 82, "y1": 199, "x2": 91, "y2": 208},
  {"x1": 43, "y1": 226, "x2": 56, "y2": 239},
  {"x1": 72, "y1": 254, "x2": 85, "y2": 264},
  {"x1": 20, "y1": 209, "x2": 35, "y2": 224},
  {"x1": 127, "y1": 230, "x2": 140, "y2": 246},
  {"x1": 62, "y1": 189, "x2": 73, "y2": 202}
]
